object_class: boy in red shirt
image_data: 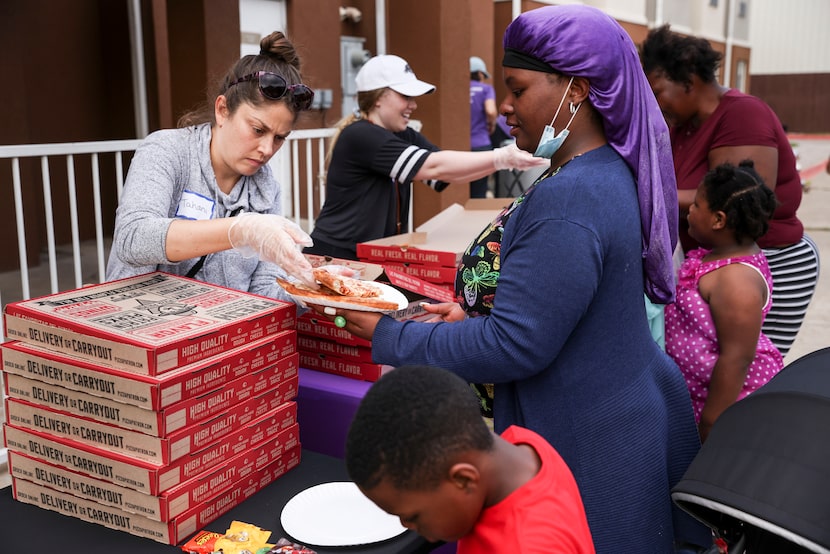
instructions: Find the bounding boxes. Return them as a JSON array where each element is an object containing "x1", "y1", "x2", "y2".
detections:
[{"x1": 345, "y1": 365, "x2": 595, "y2": 553}]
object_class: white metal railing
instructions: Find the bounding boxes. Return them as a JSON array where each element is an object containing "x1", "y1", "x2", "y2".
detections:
[
  {"x1": 0, "y1": 128, "x2": 334, "y2": 312},
  {"x1": 2, "y1": 140, "x2": 142, "y2": 304},
  {"x1": 277, "y1": 128, "x2": 335, "y2": 233}
]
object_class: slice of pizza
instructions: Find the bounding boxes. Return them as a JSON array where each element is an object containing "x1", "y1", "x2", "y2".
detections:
[
  {"x1": 276, "y1": 278, "x2": 401, "y2": 311},
  {"x1": 312, "y1": 268, "x2": 381, "y2": 298}
]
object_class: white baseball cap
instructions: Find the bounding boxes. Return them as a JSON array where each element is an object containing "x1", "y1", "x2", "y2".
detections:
[
  {"x1": 470, "y1": 56, "x2": 490, "y2": 78},
  {"x1": 355, "y1": 55, "x2": 436, "y2": 96}
]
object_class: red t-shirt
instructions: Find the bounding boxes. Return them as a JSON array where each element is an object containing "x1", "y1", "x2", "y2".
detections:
[
  {"x1": 671, "y1": 89, "x2": 803, "y2": 250},
  {"x1": 457, "y1": 426, "x2": 595, "y2": 554}
]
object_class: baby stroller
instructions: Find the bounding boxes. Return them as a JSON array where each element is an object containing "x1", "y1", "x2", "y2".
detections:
[{"x1": 671, "y1": 347, "x2": 830, "y2": 553}]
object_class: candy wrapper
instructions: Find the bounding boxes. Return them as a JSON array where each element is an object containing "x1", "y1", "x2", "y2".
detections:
[
  {"x1": 182, "y1": 522, "x2": 316, "y2": 554},
  {"x1": 181, "y1": 530, "x2": 224, "y2": 554},
  {"x1": 214, "y1": 521, "x2": 274, "y2": 554},
  {"x1": 257, "y1": 538, "x2": 317, "y2": 553}
]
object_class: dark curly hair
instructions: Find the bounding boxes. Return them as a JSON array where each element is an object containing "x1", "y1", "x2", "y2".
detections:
[
  {"x1": 345, "y1": 365, "x2": 494, "y2": 492},
  {"x1": 639, "y1": 24, "x2": 722, "y2": 88},
  {"x1": 702, "y1": 160, "x2": 778, "y2": 243}
]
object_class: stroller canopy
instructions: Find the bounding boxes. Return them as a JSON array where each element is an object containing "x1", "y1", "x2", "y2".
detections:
[{"x1": 672, "y1": 347, "x2": 830, "y2": 553}]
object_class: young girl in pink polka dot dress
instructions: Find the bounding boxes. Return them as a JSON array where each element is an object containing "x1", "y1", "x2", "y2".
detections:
[{"x1": 666, "y1": 161, "x2": 784, "y2": 442}]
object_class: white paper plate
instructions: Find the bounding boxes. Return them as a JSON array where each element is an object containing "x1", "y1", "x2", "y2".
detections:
[
  {"x1": 286, "y1": 282, "x2": 408, "y2": 313},
  {"x1": 280, "y1": 481, "x2": 407, "y2": 546}
]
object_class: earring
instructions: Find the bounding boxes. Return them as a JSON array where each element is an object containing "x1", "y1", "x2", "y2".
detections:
[{"x1": 569, "y1": 101, "x2": 577, "y2": 115}]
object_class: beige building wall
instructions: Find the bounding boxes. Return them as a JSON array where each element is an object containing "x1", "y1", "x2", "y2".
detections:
[
  {"x1": 584, "y1": 0, "x2": 650, "y2": 25},
  {"x1": 748, "y1": 0, "x2": 830, "y2": 132},
  {"x1": 749, "y1": 0, "x2": 830, "y2": 74}
]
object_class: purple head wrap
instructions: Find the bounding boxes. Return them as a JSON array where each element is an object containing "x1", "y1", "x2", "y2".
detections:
[{"x1": 504, "y1": 5, "x2": 678, "y2": 304}]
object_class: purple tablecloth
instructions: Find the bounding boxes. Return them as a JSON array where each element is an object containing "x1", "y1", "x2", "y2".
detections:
[{"x1": 297, "y1": 368, "x2": 373, "y2": 458}]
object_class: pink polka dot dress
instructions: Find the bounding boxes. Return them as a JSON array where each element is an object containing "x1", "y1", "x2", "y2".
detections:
[{"x1": 665, "y1": 247, "x2": 784, "y2": 423}]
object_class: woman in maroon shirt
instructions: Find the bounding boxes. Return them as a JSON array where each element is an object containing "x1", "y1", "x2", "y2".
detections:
[{"x1": 640, "y1": 24, "x2": 820, "y2": 357}]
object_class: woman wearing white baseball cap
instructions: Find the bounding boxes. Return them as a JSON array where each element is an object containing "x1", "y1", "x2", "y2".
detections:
[
  {"x1": 305, "y1": 54, "x2": 545, "y2": 260},
  {"x1": 355, "y1": 54, "x2": 436, "y2": 96}
]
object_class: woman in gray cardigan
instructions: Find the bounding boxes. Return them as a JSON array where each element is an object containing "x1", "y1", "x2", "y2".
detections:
[{"x1": 107, "y1": 31, "x2": 315, "y2": 302}]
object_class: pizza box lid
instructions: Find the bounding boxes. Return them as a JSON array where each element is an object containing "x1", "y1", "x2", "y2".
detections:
[{"x1": 2, "y1": 272, "x2": 295, "y2": 376}]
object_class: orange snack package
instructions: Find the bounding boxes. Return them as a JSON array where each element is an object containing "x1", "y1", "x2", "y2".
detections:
[{"x1": 181, "y1": 530, "x2": 223, "y2": 554}]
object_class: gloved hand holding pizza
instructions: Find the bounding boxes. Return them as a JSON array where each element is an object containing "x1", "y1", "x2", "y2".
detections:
[{"x1": 228, "y1": 213, "x2": 316, "y2": 287}]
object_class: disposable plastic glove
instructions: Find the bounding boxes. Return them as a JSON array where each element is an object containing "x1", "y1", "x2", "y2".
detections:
[
  {"x1": 316, "y1": 264, "x2": 360, "y2": 279},
  {"x1": 493, "y1": 142, "x2": 549, "y2": 171},
  {"x1": 228, "y1": 213, "x2": 316, "y2": 286}
]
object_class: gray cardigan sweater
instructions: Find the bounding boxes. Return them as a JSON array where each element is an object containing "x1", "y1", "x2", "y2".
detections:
[{"x1": 106, "y1": 123, "x2": 295, "y2": 304}]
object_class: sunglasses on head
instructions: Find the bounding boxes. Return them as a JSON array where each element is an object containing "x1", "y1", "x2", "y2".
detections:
[{"x1": 228, "y1": 71, "x2": 315, "y2": 111}]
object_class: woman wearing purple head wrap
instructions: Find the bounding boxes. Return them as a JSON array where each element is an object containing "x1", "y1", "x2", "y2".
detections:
[
  {"x1": 497, "y1": 8, "x2": 708, "y2": 552},
  {"x1": 314, "y1": 6, "x2": 709, "y2": 552},
  {"x1": 503, "y1": 6, "x2": 679, "y2": 304}
]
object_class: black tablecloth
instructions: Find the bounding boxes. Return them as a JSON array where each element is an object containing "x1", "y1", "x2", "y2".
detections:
[{"x1": 0, "y1": 449, "x2": 439, "y2": 553}]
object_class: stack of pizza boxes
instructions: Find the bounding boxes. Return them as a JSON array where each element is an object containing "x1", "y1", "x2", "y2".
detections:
[
  {"x1": 1, "y1": 272, "x2": 302, "y2": 545},
  {"x1": 296, "y1": 255, "x2": 443, "y2": 382},
  {"x1": 296, "y1": 310, "x2": 386, "y2": 381}
]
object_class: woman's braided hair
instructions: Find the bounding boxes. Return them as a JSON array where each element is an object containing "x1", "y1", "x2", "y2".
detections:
[{"x1": 703, "y1": 160, "x2": 778, "y2": 242}]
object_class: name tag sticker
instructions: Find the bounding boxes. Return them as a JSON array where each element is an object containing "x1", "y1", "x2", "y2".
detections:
[{"x1": 176, "y1": 190, "x2": 215, "y2": 220}]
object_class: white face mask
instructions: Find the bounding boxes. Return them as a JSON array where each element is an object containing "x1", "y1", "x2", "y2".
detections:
[{"x1": 534, "y1": 76, "x2": 581, "y2": 159}]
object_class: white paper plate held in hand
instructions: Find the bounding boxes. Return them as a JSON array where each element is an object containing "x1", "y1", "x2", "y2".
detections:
[
  {"x1": 277, "y1": 279, "x2": 408, "y2": 312},
  {"x1": 280, "y1": 481, "x2": 407, "y2": 546}
]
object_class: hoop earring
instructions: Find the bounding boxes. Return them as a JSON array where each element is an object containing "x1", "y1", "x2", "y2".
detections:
[{"x1": 569, "y1": 101, "x2": 577, "y2": 115}]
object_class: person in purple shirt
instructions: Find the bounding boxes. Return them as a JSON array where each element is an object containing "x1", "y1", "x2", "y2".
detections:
[{"x1": 469, "y1": 56, "x2": 498, "y2": 198}]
